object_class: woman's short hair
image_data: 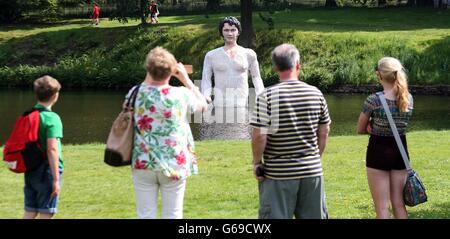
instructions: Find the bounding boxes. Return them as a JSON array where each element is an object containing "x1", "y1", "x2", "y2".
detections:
[
  {"x1": 34, "y1": 75, "x2": 61, "y2": 102},
  {"x1": 144, "y1": 47, "x2": 177, "y2": 81},
  {"x1": 219, "y1": 16, "x2": 242, "y2": 37}
]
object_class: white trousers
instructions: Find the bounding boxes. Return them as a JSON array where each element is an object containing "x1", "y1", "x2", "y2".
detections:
[{"x1": 132, "y1": 169, "x2": 186, "y2": 219}]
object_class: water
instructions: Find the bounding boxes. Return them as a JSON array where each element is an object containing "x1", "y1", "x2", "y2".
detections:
[{"x1": 1, "y1": 88, "x2": 449, "y2": 145}]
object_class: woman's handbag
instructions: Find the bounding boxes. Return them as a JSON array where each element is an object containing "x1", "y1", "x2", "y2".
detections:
[
  {"x1": 403, "y1": 170, "x2": 427, "y2": 207},
  {"x1": 377, "y1": 92, "x2": 428, "y2": 207},
  {"x1": 104, "y1": 85, "x2": 140, "y2": 167}
]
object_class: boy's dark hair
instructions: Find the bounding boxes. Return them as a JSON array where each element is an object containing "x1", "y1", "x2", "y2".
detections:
[
  {"x1": 218, "y1": 16, "x2": 242, "y2": 37},
  {"x1": 34, "y1": 75, "x2": 61, "y2": 102}
]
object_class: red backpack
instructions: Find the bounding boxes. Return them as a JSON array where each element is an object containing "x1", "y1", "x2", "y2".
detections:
[{"x1": 3, "y1": 108, "x2": 47, "y2": 173}]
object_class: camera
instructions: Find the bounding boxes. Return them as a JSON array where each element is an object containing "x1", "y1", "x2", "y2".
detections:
[{"x1": 255, "y1": 165, "x2": 265, "y2": 177}]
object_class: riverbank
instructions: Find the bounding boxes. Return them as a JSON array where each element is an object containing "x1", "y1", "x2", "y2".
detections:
[
  {"x1": 332, "y1": 84, "x2": 450, "y2": 95},
  {"x1": 0, "y1": 8, "x2": 449, "y2": 89},
  {"x1": 1, "y1": 130, "x2": 449, "y2": 218},
  {"x1": 2, "y1": 84, "x2": 450, "y2": 95}
]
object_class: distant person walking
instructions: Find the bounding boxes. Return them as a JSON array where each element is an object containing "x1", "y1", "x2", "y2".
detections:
[
  {"x1": 149, "y1": 1, "x2": 159, "y2": 24},
  {"x1": 127, "y1": 47, "x2": 207, "y2": 219},
  {"x1": 250, "y1": 44, "x2": 331, "y2": 219},
  {"x1": 357, "y1": 57, "x2": 413, "y2": 219},
  {"x1": 92, "y1": 3, "x2": 100, "y2": 25}
]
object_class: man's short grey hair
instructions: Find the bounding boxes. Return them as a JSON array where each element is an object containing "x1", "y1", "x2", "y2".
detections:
[{"x1": 271, "y1": 44, "x2": 301, "y2": 71}]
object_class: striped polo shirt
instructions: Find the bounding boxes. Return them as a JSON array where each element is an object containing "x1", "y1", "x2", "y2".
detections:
[{"x1": 250, "y1": 80, "x2": 331, "y2": 180}]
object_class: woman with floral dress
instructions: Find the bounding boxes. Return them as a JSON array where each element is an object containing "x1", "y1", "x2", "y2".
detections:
[{"x1": 125, "y1": 47, "x2": 207, "y2": 219}]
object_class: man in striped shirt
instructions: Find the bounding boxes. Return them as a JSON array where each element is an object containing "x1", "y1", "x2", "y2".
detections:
[{"x1": 250, "y1": 44, "x2": 331, "y2": 219}]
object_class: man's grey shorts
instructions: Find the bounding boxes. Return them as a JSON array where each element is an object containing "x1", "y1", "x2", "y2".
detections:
[{"x1": 258, "y1": 175, "x2": 328, "y2": 219}]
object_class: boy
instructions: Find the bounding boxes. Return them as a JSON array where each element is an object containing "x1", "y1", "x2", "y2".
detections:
[{"x1": 24, "y1": 75, "x2": 63, "y2": 219}]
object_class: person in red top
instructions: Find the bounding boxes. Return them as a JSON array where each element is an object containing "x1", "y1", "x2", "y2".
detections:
[
  {"x1": 149, "y1": 1, "x2": 159, "y2": 24},
  {"x1": 92, "y1": 3, "x2": 100, "y2": 25}
]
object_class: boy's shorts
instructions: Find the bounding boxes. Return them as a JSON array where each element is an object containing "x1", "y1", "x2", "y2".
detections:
[{"x1": 24, "y1": 163, "x2": 62, "y2": 214}]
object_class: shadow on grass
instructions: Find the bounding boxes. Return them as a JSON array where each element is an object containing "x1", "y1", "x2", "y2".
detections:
[
  {"x1": 407, "y1": 36, "x2": 450, "y2": 85},
  {"x1": 0, "y1": 15, "x2": 216, "y2": 68},
  {"x1": 264, "y1": 8, "x2": 450, "y2": 32},
  {"x1": 354, "y1": 201, "x2": 450, "y2": 219},
  {"x1": 3, "y1": 7, "x2": 449, "y2": 34},
  {"x1": 0, "y1": 25, "x2": 141, "y2": 67},
  {"x1": 0, "y1": 19, "x2": 94, "y2": 32},
  {"x1": 155, "y1": 8, "x2": 450, "y2": 32},
  {"x1": 408, "y1": 202, "x2": 450, "y2": 219}
]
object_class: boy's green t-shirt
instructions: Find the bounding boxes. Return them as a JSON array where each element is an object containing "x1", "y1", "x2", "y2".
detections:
[{"x1": 35, "y1": 104, "x2": 64, "y2": 171}]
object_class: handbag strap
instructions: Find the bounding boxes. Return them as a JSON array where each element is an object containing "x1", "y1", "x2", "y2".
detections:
[
  {"x1": 376, "y1": 92, "x2": 412, "y2": 171},
  {"x1": 126, "y1": 84, "x2": 141, "y2": 109}
]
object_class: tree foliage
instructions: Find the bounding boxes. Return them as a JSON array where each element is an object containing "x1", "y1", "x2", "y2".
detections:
[
  {"x1": 0, "y1": 0, "x2": 59, "y2": 23},
  {"x1": 259, "y1": 0, "x2": 278, "y2": 30},
  {"x1": 206, "y1": 0, "x2": 223, "y2": 12},
  {"x1": 58, "y1": 0, "x2": 88, "y2": 7},
  {"x1": 325, "y1": 0, "x2": 338, "y2": 7},
  {"x1": 261, "y1": 0, "x2": 278, "y2": 13},
  {"x1": 0, "y1": 1, "x2": 22, "y2": 23}
]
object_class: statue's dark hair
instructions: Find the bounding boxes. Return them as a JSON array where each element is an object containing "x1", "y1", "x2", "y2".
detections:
[{"x1": 218, "y1": 16, "x2": 242, "y2": 37}]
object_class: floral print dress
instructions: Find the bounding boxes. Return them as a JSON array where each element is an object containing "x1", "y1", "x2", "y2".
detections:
[{"x1": 126, "y1": 84, "x2": 199, "y2": 181}]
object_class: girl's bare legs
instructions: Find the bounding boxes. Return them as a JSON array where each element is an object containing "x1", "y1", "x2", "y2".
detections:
[
  {"x1": 390, "y1": 169, "x2": 408, "y2": 219},
  {"x1": 367, "y1": 167, "x2": 391, "y2": 219}
]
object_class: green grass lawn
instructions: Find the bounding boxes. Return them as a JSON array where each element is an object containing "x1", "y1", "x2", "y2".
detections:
[
  {"x1": 0, "y1": 130, "x2": 449, "y2": 219},
  {"x1": 0, "y1": 8, "x2": 449, "y2": 88}
]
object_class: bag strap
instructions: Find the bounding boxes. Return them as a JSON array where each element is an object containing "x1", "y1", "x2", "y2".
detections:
[
  {"x1": 376, "y1": 92, "x2": 412, "y2": 171},
  {"x1": 126, "y1": 84, "x2": 141, "y2": 110},
  {"x1": 35, "y1": 107, "x2": 50, "y2": 113},
  {"x1": 22, "y1": 107, "x2": 49, "y2": 116}
]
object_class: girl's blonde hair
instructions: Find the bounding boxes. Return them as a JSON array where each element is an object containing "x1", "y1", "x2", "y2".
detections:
[{"x1": 377, "y1": 57, "x2": 410, "y2": 112}]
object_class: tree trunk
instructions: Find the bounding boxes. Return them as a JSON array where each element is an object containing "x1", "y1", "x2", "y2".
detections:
[
  {"x1": 406, "y1": 0, "x2": 416, "y2": 6},
  {"x1": 417, "y1": 0, "x2": 434, "y2": 6},
  {"x1": 239, "y1": 0, "x2": 255, "y2": 48},
  {"x1": 139, "y1": 0, "x2": 146, "y2": 24},
  {"x1": 378, "y1": 0, "x2": 387, "y2": 6},
  {"x1": 325, "y1": 0, "x2": 337, "y2": 7},
  {"x1": 172, "y1": 0, "x2": 178, "y2": 6},
  {"x1": 206, "y1": 0, "x2": 220, "y2": 12}
]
